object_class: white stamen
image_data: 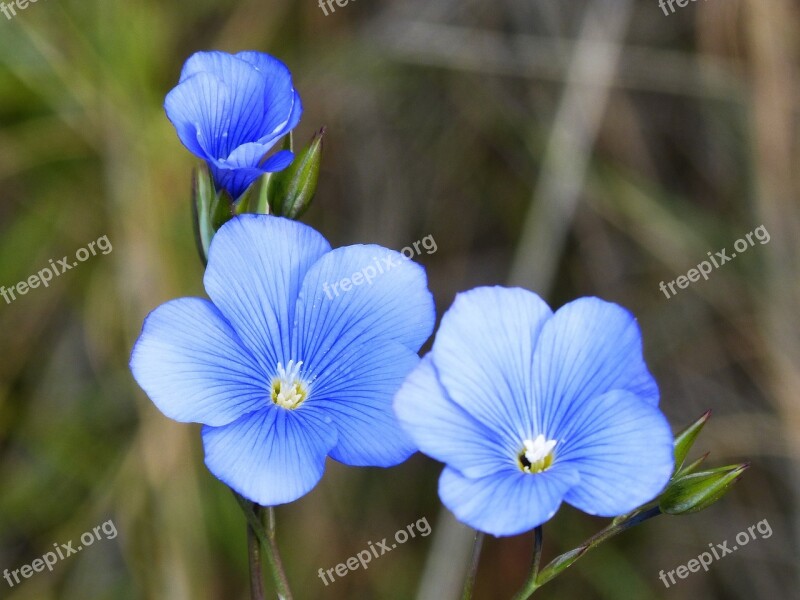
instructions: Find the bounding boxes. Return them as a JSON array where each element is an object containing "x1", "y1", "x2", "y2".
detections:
[
  {"x1": 520, "y1": 434, "x2": 557, "y2": 473},
  {"x1": 271, "y1": 360, "x2": 308, "y2": 409}
]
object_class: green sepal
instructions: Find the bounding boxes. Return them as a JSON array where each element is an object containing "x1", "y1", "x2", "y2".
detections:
[
  {"x1": 191, "y1": 164, "x2": 233, "y2": 265},
  {"x1": 672, "y1": 410, "x2": 711, "y2": 473},
  {"x1": 675, "y1": 451, "x2": 710, "y2": 478}
]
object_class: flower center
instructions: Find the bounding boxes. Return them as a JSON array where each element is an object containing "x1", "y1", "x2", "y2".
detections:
[
  {"x1": 518, "y1": 434, "x2": 557, "y2": 474},
  {"x1": 271, "y1": 360, "x2": 308, "y2": 410}
]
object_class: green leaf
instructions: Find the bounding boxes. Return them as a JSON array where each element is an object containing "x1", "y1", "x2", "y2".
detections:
[
  {"x1": 659, "y1": 463, "x2": 749, "y2": 515},
  {"x1": 534, "y1": 546, "x2": 589, "y2": 588}
]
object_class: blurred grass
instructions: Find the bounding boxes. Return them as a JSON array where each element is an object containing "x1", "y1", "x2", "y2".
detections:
[{"x1": 0, "y1": 0, "x2": 798, "y2": 599}]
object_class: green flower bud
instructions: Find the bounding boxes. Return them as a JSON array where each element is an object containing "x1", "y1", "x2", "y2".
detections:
[
  {"x1": 659, "y1": 463, "x2": 749, "y2": 515},
  {"x1": 268, "y1": 127, "x2": 324, "y2": 219}
]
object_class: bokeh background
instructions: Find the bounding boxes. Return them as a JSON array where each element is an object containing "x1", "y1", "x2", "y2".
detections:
[{"x1": 1, "y1": 0, "x2": 798, "y2": 598}]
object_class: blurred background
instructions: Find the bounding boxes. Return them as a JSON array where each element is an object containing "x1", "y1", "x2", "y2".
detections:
[{"x1": 1, "y1": 0, "x2": 798, "y2": 598}]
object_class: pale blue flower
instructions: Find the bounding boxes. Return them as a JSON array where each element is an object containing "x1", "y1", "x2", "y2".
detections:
[
  {"x1": 394, "y1": 287, "x2": 674, "y2": 536},
  {"x1": 131, "y1": 215, "x2": 435, "y2": 505}
]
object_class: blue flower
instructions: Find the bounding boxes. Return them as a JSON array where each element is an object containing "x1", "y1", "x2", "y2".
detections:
[
  {"x1": 165, "y1": 51, "x2": 303, "y2": 199},
  {"x1": 394, "y1": 287, "x2": 674, "y2": 536},
  {"x1": 130, "y1": 215, "x2": 435, "y2": 505}
]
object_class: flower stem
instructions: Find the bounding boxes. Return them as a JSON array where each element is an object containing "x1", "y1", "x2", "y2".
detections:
[
  {"x1": 234, "y1": 493, "x2": 294, "y2": 600},
  {"x1": 247, "y1": 523, "x2": 265, "y2": 600},
  {"x1": 461, "y1": 530, "x2": 485, "y2": 600},
  {"x1": 511, "y1": 526, "x2": 544, "y2": 600},
  {"x1": 512, "y1": 506, "x2": 662, "y2": 600},
  {"x1": 530, "y1": 526, "x2": 543, "y2": 579},
  {"x1": 261, "y1": 506, "x2": 293, "y2": 600}
]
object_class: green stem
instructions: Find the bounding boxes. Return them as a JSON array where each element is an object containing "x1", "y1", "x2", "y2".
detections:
[
  {"x1": 247, "y1": 523, "x2": 265, "y2": 600},
  {"x1": 234, "y1": 493, "x2": 294, "y2": 600},
  {"x1": 530, "y1": 526, "x2": 543, "y2": 580},
  {"x1": 512, "y1": 526, "x2": 544, "y2": 600},
  {"x1": 578, "y1": 505, "x2": 661, "y2": 551},
  {"x1": 460, "y1": 530, "x2": 485, "y2": 600},
  {"x1": 512, "y1": 506, "x2": 662, "y2": 600},
  {"x1": 262, "y1": 506, "x2": 293, "y2": 600}
]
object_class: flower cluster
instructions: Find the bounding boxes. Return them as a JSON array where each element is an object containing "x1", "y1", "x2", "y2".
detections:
[{"x1": 131, "y1": 51, "x2": 740, "y2": 554}]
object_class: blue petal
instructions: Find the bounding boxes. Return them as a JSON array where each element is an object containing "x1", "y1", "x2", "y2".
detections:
[
  {"x1": 182, "y1": 52, "x2": 298, "y2": 142},
  {"x1": 129, "y1": 298, "x2": 268, "y2": 426},
  {"x1": 202, "y1": 406, "x2": 337, "y2": 506},
  {"x1": 209, "y1": 164, "x2": 268, "y2": 200},
  {"x1": 282, "y1": 91, "x2": 303, "y2": 136},
  {"x1": 176, "y1": 53, "x2": 271, "y2": 158},
  {"x1": 305, "y1": 341, "x2": 419, "y2": 466},
  {"x1": 231, "y1": 52, "x2": 299, "y2": 141},
  {"x1": 210, "y1": 147, "x2": 293, "y2": 199},
  {"x1": 555, "y1": 389, "x2": 674, "y2": 516},
  {"x1": 248, "y1": 68, "x2": 297, "y2": 138},
  {"x1": 260, "y1": 149, "x2": 294, "y2": 171},
  {"x1": 179, "y1": 50, "x2": 242, "y2": 82},
  {"x1": 235, "y1": 51, "x2": 293, "y2": 82},
  {"x1": 203, "y1": 215, "x2": 332, "y2": 371},
  {"x1": 533, "y1": 297, "x2": 659, "y2": 439},
  {"x1": 431, "y1": 287, "x2": 553, "y2": 442},
  {"x1": 439, "y1": 466, "x2": 579, "y2": 536},
  {"x1": 164, "y1": 72, "x2": 224, "y2": 161},
  {"x1": 223, "y1": 141, "x2": 274, "y2": 168},
  {"x1": 394, "y1": 356, "x2": 513, "y2": 478},
  {"x1": 292, "y1": 245, "x2": 435, "y2": 366},
  {"x1": 255, "y1": 90, "x2": 301, "y2": 142},
  {"x1": 221, "y1": 145, "x2": 292, "y2": 172}
]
